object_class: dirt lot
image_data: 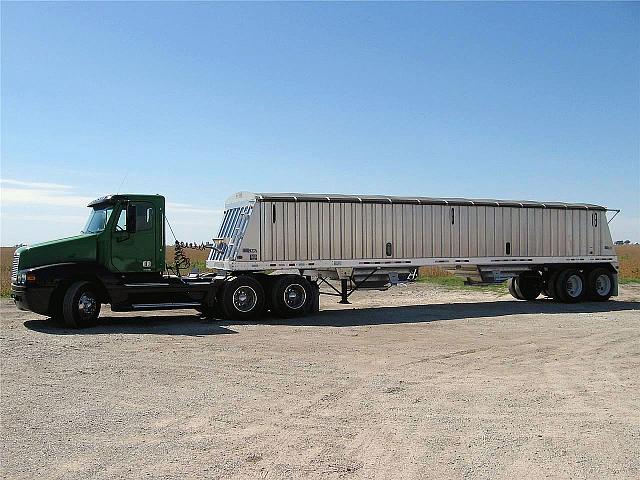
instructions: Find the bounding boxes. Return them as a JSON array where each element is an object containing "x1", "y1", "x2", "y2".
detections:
[{"x1": 1, "y1": 284, "x2": 639, "y2": 480}]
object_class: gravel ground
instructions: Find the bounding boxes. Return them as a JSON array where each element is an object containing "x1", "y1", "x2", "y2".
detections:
[{"x1": 1, "y1": 283, "x2": 639, "y2": 480}]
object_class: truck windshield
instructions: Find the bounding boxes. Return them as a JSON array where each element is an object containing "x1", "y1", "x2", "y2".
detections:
[{"x1": 82, "y1": 207, "x2": 114, "y2": 234}]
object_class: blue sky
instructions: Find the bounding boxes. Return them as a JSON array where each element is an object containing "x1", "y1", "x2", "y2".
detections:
[{"x1": 1, "y1": 2, "x2": 638, "y2": 245}]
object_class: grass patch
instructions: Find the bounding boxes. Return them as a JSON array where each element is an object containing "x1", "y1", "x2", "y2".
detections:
[{"x1": 417, "y1": 267, "x2": 508, "y2": 294}]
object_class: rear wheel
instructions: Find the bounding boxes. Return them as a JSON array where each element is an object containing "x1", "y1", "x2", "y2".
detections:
[
  {"x1": 271, "y1": 275, "x2": 311, "y2": 318},
  {"x1": 514, "y1": 273, "x2": 543, "y2": 300},
  {"x1": 554, "y1": 269, "x2": 586, "y2": 303},
  {"x1": 219, "y1": 276, "x2": 265, "y2": 320},
  {"x1": 508, "y1": 278, "x2": 523, "y2": 300},
  {"x1": 62, "y1": 281, "x2": 101, "y2": 328},
  {"x1": 587, "y1": 268, "x2": 614, "y2": 301}
]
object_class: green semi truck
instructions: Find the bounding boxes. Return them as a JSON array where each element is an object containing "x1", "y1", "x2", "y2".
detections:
[
  {"x1": 11, "y1": 194, "x2": 320, "y2": 327},
  {"x1": 11, "y1": 191, "x2": 618, "y2": 328}
]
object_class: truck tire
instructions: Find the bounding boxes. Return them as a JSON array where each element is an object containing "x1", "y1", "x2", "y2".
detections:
[
  {"x1": 508, "y1": 278, "x2": 523, "y2": 300},
  {"x1": 554, "y1": 268, "x2": 586, "y2": 303},
  {"x1": 62, "y1": 281, "x2": 101, "y2": 328},
  {"x1": 514, "y1": 273, "x2": 543, "y2": 301},
  {"x1": 586, "y1": 268, "x2": 614, "y2": 301},
  {"x1": 271, "y1": 275, "x2": 311, "y2": 318},
  {"x1": 219, "y1": 276, "x2": 265, "y2": 320}
]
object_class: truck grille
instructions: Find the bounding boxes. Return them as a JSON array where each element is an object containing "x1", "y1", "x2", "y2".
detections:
[{"x1": 11, "y1": 253, "x2": 20, "y2": 283}]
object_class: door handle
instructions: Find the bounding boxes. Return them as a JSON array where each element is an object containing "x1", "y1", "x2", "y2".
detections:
[{"x1": 115, "y1": 233, "x2": 130, "y2": 243}]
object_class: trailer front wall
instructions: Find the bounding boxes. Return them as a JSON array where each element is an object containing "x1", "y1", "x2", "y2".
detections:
[{"x1": 257, "y1": 201, "x2": 611, "y2": 262}]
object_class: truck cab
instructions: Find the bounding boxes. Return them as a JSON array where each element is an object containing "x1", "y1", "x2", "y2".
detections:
[{"x1": 10, "y1": 194, "x2": 220, "y2": 327}]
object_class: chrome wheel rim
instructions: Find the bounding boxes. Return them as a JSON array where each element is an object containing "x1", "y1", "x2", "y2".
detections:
[
  {"x1": 565, "y1": 274, "x2": 583, "y2": 298},
  {"x1": 78, "y1": 293, "x2": 97, "y2": 320},
  {"x1": 232, "y1": 286, "x2": 257, "y2": 313},
  {"x1": 283, "y1": 284, "x2": 306, "y2": 310},
  {"x1": 595, "y1": 274, "x2": 611, "y2": 296}
]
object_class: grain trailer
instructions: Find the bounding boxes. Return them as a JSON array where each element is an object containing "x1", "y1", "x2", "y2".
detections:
[{"x1": 208, "y1": 192, "x2": 618, "y2": 313}]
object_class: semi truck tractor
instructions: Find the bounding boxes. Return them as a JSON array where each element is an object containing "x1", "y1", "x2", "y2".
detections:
[{"x1": 11, "y1": 192, "x2": 619, "y2": 328}]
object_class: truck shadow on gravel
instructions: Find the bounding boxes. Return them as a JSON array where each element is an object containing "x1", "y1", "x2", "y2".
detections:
[
  {"x1": 22, "y1": 299, "x2": 639, "y2": 334},
  {"x1": 23, "y1": 314, "x2": 238, "y2": 336},
  {"x1": 268, "y1": 299, "x2": 640, "y2": 328}
]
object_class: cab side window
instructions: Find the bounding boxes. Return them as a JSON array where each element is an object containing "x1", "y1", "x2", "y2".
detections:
[
  {"x1": 136, "y1": 203, "x2": 154, "y2": 231},
  {"x1": 115, "y1": 209, "x2": 127, "y2": 231}
]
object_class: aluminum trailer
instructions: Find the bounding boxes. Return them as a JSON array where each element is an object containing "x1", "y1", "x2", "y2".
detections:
[
  {"x1": 207, "y1": 192, "x2": 618, "y2": 315},
  {"x1": 9, "y1": 191, "x2": 620, "y2": 326}
]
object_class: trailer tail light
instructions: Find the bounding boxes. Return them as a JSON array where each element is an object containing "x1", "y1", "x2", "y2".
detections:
[{"x1": 26, "y1": 273, "x2": 37, "y2": 283}]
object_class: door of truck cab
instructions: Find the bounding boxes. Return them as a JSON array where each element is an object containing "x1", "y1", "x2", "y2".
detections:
[{"x1": 111, "y1": 201, "x2": 157, "y2": 272}]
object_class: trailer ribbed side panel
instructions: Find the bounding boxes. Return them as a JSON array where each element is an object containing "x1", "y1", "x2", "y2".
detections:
[{"x1": 254, "y1": 200, "x2": 610, "y2": 262}]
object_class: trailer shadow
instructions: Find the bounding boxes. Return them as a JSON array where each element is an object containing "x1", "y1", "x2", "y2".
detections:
[
  {"x1": 23, "y1": 314, "x2": 237, "y2": 336},
  {"x1": 252, "y1": 299, "x2": 640, "y2": 328},
  {"x1": 22, "y1": 299, "x2": 639, "y2": 335}
]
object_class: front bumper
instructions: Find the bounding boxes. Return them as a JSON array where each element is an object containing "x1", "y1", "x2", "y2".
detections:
[{"x1": 11, "y1": 284, "x2": 55, "y2": 316}]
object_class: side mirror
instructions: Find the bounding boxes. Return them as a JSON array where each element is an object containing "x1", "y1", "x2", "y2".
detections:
[{"x1": 126, "y1": 205, "x2": 137, "y2": 233}]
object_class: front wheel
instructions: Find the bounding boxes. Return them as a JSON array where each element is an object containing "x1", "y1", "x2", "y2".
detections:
[{"x1": 62, "y1": 281, "x2": 101, "y2": 328}]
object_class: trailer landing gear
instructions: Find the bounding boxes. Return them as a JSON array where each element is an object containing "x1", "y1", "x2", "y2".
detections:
[
  {"x1": 317, "y1": 269, "x2": 379, "y2": 305},
  {"x1": 339, "y1": 279, "x2": 350, "y2": 304}
]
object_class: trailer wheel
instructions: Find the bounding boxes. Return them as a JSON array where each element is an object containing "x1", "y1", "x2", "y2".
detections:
[
  {"x1": 271, "y1": 275, "x2": 311, "y2": 318},
  {"x1": 62, "y1": 281, "x2": 101, "y2": 328},
  {"x1": 220, "y1": 276, "x2": 265, "y2": 320},
  {"x1": 514, "y1": 273, "x2": 543, "y2": 301},
  {"x1": 586, "y1": 268, "x2": 614, "y2": 301},
  {"x1": 508, "y1": 278, "x2": 523, "y2": 300},
  {"x1": 554, "y1": 269, "x2": 586, "y2": 303}
]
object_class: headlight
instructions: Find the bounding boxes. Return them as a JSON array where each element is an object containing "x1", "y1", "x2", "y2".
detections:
[{"x1": 14, "y1": 270, "x2": 36, "y2": 285}]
